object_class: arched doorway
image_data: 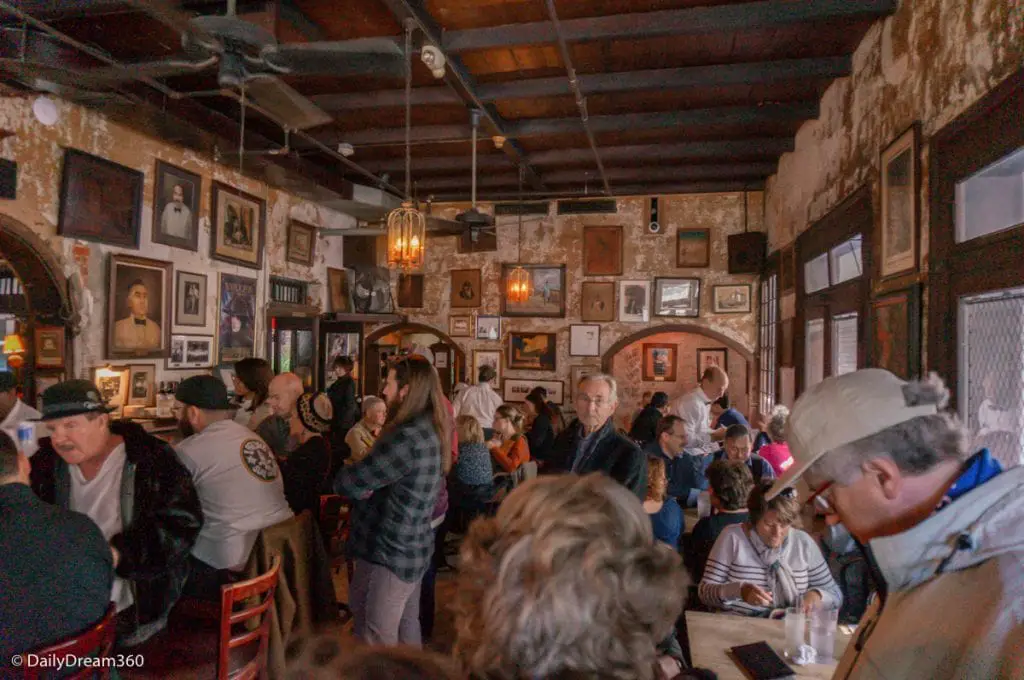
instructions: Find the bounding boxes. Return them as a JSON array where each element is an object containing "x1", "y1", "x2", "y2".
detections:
[
  {"x1": 363, "y1": 322, "x2": 467, "y2": 397},
  {"x1": 602, "y1": 324, "x2": 755, "y2": 429},
  {"x1": 0, "y1": 215, "x2": 79, "y2": 403}
]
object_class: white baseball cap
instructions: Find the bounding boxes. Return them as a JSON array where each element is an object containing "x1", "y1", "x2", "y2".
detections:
[{"x1": 768, "y1": 368, "x2": 940, "y2": 499}]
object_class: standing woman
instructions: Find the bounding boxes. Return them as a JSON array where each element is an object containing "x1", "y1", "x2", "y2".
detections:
[
  {"x1": 488, "y1": 405, "x2": 531, "y2": 474},
  {"x1": 232, "y1": 357, "x2": 274, "y2": 430},
  {"x1": 279, "y1": 392, "x2": 333, "y2": 518},
  {"x1": 523, "y1": 387, "x2": 555, "y2": 466},
  {"x1": 334, "y1": 356, "x2": 449, "y2": 646}
]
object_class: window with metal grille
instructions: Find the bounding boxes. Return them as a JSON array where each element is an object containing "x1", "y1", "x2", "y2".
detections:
[
  {"x1": 269, "y1": 277, "x2": 307, "y2": 305},
  {"x1": 759, "y1": 273, "x2": 778, "y2": 416}
]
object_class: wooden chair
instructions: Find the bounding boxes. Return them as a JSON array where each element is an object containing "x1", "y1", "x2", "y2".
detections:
[
  {"x1": 217, "y1": 555, "x2": 281, "y2": 680},
  {"x1": 25, "y1": 603, "x2": 117, "y2": 680}
]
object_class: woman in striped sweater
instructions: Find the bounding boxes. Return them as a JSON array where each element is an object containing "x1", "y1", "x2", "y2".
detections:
[{"x1": 699, "y1": 480, "x2": 841, "y2": 616}]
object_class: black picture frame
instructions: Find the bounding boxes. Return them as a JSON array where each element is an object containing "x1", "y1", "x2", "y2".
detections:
[
  {"x1": 174, "y1": 270, "x2": 208, "y2": 327},
  {"x1": 869, "y1": 283, "x2": 922, "y2": 380},
  {"x1": 151, "y1": 159, "x2": 201, "y2": 251},
  {"x1": 58, "y1": 149, "x2": 143, "y2": 249}
]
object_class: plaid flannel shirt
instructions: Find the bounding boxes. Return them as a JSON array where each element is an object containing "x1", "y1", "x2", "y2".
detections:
[{"x1": 334, "y1": 413, "x2": 442, "y2": 582}]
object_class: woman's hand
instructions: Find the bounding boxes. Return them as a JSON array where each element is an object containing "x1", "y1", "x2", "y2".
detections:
[
  {"x1": 801, "y1": 590, "x2": 823, "y2": 614},
  {"x1": 741, "y1": 583, "x2": 774, "y2": 607}
]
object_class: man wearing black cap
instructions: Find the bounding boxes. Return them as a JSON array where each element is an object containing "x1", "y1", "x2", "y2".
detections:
[
  {"x1": 0, "y1": 370, "x2": 41, "y2": 457},
  {"x1": 30, "y1": 379, "x2": 202, "y2": 647},
  {"x1": 173, "y1": 376, "x2": 293, "y2": 599},
  {"x1": 630, "y1": 391, "x2": 670, "y2": 446}
]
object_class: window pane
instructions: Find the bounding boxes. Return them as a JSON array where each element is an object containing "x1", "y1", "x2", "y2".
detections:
[
  {"x1": 759, "y1": 274, "x2": 778, "y2": 416},
  {"x1": 959, "y1": 285, "x2": 1024, "y2": 470},
  {"x1": 829, "y1": 235, "x2": 864, "y2": 285},
  {"x1": 956, "y1": 145, "x2": 1024, "y2": 243},
  {"x1": 805, "y1": 318, "x2": 825, "y2": 389},
  {"x1": 804, "y1": 253, "x2": 830, "y2": 294},
  {"x1": 831, "y1": 313, "x2": 859, "y2": 377},
  {"x1": 278, "y1": 331, "x2": 294, "y2": 373}
]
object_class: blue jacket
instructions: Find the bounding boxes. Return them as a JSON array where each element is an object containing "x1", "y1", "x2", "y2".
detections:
[{"x1": 644, "y1": 440, "x2": 710, "y2": 507}]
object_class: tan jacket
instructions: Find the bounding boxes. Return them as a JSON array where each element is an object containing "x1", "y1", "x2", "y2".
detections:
[{"x1": 344, "y1": 420, "x2": 377, "y2": 465}]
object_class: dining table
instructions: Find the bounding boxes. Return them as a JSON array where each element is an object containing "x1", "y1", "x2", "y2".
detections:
[{"x1": 686, "y1": 610, "x2": 853, "y2": 679}]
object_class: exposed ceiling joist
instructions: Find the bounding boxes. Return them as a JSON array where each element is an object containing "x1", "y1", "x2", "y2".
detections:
[
  {"x1": 431, "y1": 179, "x2": 766, "y2": 202},
  {"x1": 442, "y1": 0, "x2": 898, "y2": 53},
  {"x1": 277, "y1": 0, "x2": 325, "y2": 41}
]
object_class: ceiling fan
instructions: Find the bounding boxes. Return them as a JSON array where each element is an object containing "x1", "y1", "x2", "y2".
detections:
[
  {"x1": 454, "y1": 108, "x2": 497, "y2": 240},
  {"x1": 318, "y1": 201, "x2": 463, "y2": 237}
]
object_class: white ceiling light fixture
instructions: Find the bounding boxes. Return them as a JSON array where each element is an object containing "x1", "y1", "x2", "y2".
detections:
[
  {"x1": 420, "y1": 44, "x2": 446, "y2": 79},
  {"x1": 32, "y1": 96, "x2": 58, "y2": 126}
]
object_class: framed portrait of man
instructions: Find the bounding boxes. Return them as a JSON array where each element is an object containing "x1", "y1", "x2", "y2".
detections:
[
  {"x1": 219, "y1": 273, "x2": 257, "y2": 363},
  {"x1": 210, "y1": 181, "x2": 266, "y2": 270},
  {"x1": 152, "y1": 160, "x2": 201, "y2": 251},
  {"x1": 106, "y1": 254, "x2": 171, "y2": 359},
  {"x1": 175, "y1": 270, "x2": 207, "y2": 327}
]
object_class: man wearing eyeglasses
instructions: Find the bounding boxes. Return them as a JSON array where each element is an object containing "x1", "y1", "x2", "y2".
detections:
[
  {"x1": 771, "y1": 369, "x2": 1024, "y2": 680},
  {"x1": 550, "y1": 373, "x2": 646, "y2": 499}
]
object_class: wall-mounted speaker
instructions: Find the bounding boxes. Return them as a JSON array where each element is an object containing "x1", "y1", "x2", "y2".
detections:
[
  {"x1": 728, "y1": 232, "x2": 766, "y2": 274},
  {"x1": 646, "y1": 196, "x2": 661, "y2": 234}
]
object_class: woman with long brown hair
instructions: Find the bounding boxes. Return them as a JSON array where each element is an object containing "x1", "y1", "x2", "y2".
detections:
[
  {"x1": 232, "y1": 357, "x2": 274, "y2": 430},
  {"x1": 333, "y1": 355, "x2": 449, "y2": 647},
  {"x1": 488, "y1": 405, "x2": 530, "y2": 473}
]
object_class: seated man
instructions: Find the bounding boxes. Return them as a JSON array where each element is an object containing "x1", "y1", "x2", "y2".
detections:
[
  {"x1": 31, "y1": 380, "x2": 202, "y2": 646},
  {"x1": 0, "y1": 371, "x2": 41, "y2": 457},
  {"x1": 174, "y1": 376, "x2": 293, "y2": 600},
  {"x1": 0, "y1": 431, "x2": 113, "y2": 659},
  {"x1": 713, "y1": 423, "x2": 775, "y2": 485},
  {"x1": 686, "y1": 460, "x2": 753, "y2": 581},
  {"x1": 710, "y1": 393, "x2": 749, "y2": 430},
  {"x1": 258, "y1": 372, "x2": 304, "y2": 458}
]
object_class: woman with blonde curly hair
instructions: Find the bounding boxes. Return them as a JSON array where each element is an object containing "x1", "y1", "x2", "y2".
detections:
[{"x1": 454, "y1": 474, "x2": 707, "y2": 680}]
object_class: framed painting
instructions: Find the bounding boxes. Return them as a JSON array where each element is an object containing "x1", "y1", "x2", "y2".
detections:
[
  {"x1": 676, "y1": 228, "x2": 710, "y2": 268},
  {"x1": 286, "y1": 220, "x2": 316, "y2": 266},
  {"x1": 570, "y1": 365, "x2": 598, "y2": 402},
  {"x1": 33, "y1": 326, "x2": 65, "y2": 368},
  {"x1": 504, "y1": 379, "x2": 564, "y2": 405},
  {"x1": 210, "y1": 181, "x2": 267, "y2": 270},
  {"x1": 581, "y1": 281, "x2": 615, "y2": 322},
  {"x1": 569, "y1": 324, "x2": 600, "y2": 357},
  {"x1": 127, "y1": 364, "x2": 157, "y2": 407},
  {"x1": 451, "y1": 269, "x2": 482, "y2": 308},
  {"x1": 107, "y1": 254, "x2": 172, "y2": 359},
  {"x1": 476, "y1": 315, "x2": 501, "y2": 341},
  {"x1": 326, "y1": 267, "x2": 351, "y2": 313},
  {"x1": 869, "y1": 284, "x2": 921, "y2": 380},
  {"x1": 92, "y1": 365, "x2": 130, "y2": 416},
  {"x1": 174, "y1": 270, "x2": 207, "y2": 327},
  {"x1": 449, "y1": 316, "x2": 472, "y2": 337},
  {"x1": 473, "y1": 349, "x2": 502, "y2": 386},
  {"x1": 653, "y1": 277, "x2": 700, "y2": 318},
  {"x1": 508, "y1": 332, "x2": 557, "y2": 371},
  {"x1": 218, "y1": 272, "x2": 257, "y2": 363},
  {"x1": 642, "y1": 343, "x2": 677, "y2": 382},
  {"x1": 879, "y1": 123, "x2": 921, "y2": 279},
  {"x1": 583, "y1": 225, "x2": 623, "y2": 276},
  {"x1": 779, "y1": 245, "x2": 796, "y2": 293},
  {"x1": 501, "y1": 264, "x2": 566, "y2": 318},
  {"x1": 397, "y1": 274, "x2": 425, "y2": 308},
  {"x1": 697, "y1": 348, "x2": 728, "y2": 380},
  {"x1": 58, "y1": 149, "x2": 143, "y2": 248},
  {"x1": 712, "y1": 284, "x2": 752, "y2": 314},
  {"x1": 152, "y1": 160, "x2": 200, "y2": 251},
  {"x1": 618, "y1": 280, "x2": 650, "y2": 323},
  {"x1": 167, "y1": 334, "x2": 215, "y2": 370}
]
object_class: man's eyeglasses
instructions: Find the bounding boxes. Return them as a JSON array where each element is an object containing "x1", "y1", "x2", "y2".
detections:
[
  {"x1": 806, "y1": 481, "x2": 835, "y2": 513},
  {"x1": 575, "y1": 394, "x2": 609, "y2": 408}
]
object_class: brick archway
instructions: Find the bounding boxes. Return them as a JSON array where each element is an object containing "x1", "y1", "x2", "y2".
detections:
[{"x1": 601, "y1": 323, "x2": 754, "y2": 373}]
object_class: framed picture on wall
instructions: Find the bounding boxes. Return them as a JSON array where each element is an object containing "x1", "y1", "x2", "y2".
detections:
[
  {"x1": 326, "y1": 267, "x2": 351, "y2": 313},
  {"x1": 583, "y1": 226, "x2": 623, "y2": 276},
  {"x1": 569, "y1": 324, "x2": 600, "y2": 357},
  {"x1": 879, "y1": 122, "x2": 921, "y2": 279},
  {"x1": 476, "y1": 315, "x2": 501, "y2": 341},
  {"x1": 127, "y1": 364, "x2": 156, "y2": 407},
  {"x1": 35, "y1": 374, "x2": 62, "y2": 410},
  {"x1": 501, "y1": 264, "x2": 566, "y2": 318},
  {"x1": 473, "y1": 350, "x2": 502, "y2": 385},
  {"x1": 107, "y1": 254, "x2": 172, "y2": 359},
  {"x1": 676, "y1": 228, "x2": 710, "y2": 268},
  {"x1": 58, "y1": 149, "x2": 143, "y2": 249},
  {"x1": 397, "y1": 274, "x2": 425, "y2": 308},
  {"x1": 92, "y1": 365, "x2": 130, "y2": 416},
  {"x1": 653, "y1": 277, "x2": 700, "y2": 318},
  {"x1": 697, "y1": 348, "x2": 728, "y2": 380},
  {"x1": 174, "y1": 270, "x2": 207, "y2": 327},
  {"x1": 504, "y1": 379, "x2": 564, "y2": 405},
  {"x1": 286, "y1": 220, "x2": 316, "y2": 266},
  {"x1": 508, "y1": 332, "x2": 557, "y2": 371},
  {"x1": 712, "y1": 284, "x2": 752, "y2": 314},
  {"x1": 152, "y1": 160, "x2": 200, "y2": 251},
  {"x1": 210, "y1": 181, "x2": 267, "y2": 270},
  {"x1": 33, "y1": 327, "x2": 65, "y2": 368},
  {"x1": 451, "y1": 269, "x2": 482, "y2": 308},
  {"x1": 779, "y1": 246, "x2": 796, "y2": 293},
  {"x1": 218, "y1": 272, "x2": 257, "y2": 363},
  {"x1": 618, "y1": 280, "x2": 650, "y2": 323},
  {"x1": 581, "y1": 281, "x2": 615, "y2": 322},
  {"x1": 449, "y1": 316, "x2": 472, "y2": 337},
  {"x1": 167, "y1": 334, "x2": 215, "y2": 370},
  {"x1": 642, "y1": 343, "x2": 677, "y2": 382},
  {"x1": 869, "y1": 284, "x2": 921, "y2": 380}
]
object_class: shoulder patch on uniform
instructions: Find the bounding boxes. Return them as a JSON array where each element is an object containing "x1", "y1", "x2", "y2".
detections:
[{"x1": 240, "y1": 438, "x2": 279, "y2": 482}]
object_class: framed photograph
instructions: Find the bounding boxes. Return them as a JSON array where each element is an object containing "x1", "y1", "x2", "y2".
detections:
[
  {"x1": 712, "y1": 284, "x2": 752, "y2": 314},
  {"x1": 508, "y1": 332, "x2": 557, "y2": 371},
  {"x1": 476, "y1": 315, "x2": 501, "y2": 341},
  {"x1": 327, "y1": 267, "x2": 351, "y2": 313},
  {"x1": 286, "y1": 220, "x2": 317, "y2": 266},
  {"x1": 127, "y1": 364, "x2": 156, "y2": 407},
  {"x1": 58, "y1": 149, "x2": 143, "y2": 249},
  {"x1": 152, "y1": 160, "x2": 200, "y2": 251},
  {"x1": 218, "y1": 272, "x2": 257, "y2": 363},
  {"x1": 449, "y1": 316, "x2": 472, "y2": 337},
  {"x1": 174, "y1": 270, "x2": 207, "y2": 327},
  {"x1": 618, "y1": 280, "x2": 651, "y2": 323},
  {"x1": 581, "y1": 281, "x2": 615, "y2": 322},
  {"x1": 107, "y1": 254, "x2": 171, "y2": 359},
  {"x1": 880, "y1": 123, "x2": 921, "y2": 279},
  {"x1": 569, "y1": 324, "x2": 601, "y2": 357},
  {"x1": 216, "y1": 365, "x2": 236, "y2": 394},
  {"x1": 435, "y1": 351, "x2": 449, "y2": 369},
  {"x1": 35, "y1": 374, "x2": 62, "y2": 410},
  {"x1": 397, "y1": 274, "x2": 424, "y2": 308},
  {"x1": 643, "y1": 343, "x2": 677, "y2": 382},
  {"x1": 583, "y1": 225, "x2": 623, "y2": 276},
  {"x1": 697, "y1": 348, "x2": 728, "y2": 379},
  {"x1": 33, "y1": 326, "x2": 65, "y2": 368},
  {"x1": 676, "y1": 228, "x2": 710, "y2": 268},
  {"x1": 504, "y1": 379, "x2": 564, "y2": 405},
  {"x1": 779, "y1": 245, "x2": 796, "y2": 292},
  {"x1": 869, "y1": 284, "x2": 921, "y2": 380},
  {"x1": 473, "y1": 350, "x2": 502, "y2": 386},
  {"x1": 570, "y1": 365, "x2": 598, "y2": 402},
  {"x1": 501, "y1": 264, "x2": 566, "y2": 318},
  {"x1": 92, "y1": 365, "x2": 130, "y2": 415},
  {"x1": 451, "y1": 269, "x2": 482, "y2": 308},
  {"x1": 167, "y1": 334, "x2": 215, "y2": 370},
  {"x1": 210, "y1": 181, "x2": 267, "y2": 270},
  {"x1": 654, "y1": 277, "x2": 701, "y2": 317}
]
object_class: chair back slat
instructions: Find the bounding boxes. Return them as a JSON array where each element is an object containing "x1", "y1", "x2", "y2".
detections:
[
  {"x1": 217, "y1": 555, "x2": 281, "y2": 680},
  {"x1": 24, "y1": 603, "x2": 117, "y2": 680}
]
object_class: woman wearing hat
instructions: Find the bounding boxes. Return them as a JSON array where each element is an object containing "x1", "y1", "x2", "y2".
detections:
[{"x1": 279, "y1": 392, "x2": 333, "y2": 518}]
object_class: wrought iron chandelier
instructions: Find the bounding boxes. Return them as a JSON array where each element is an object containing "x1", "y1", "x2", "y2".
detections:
[
  {"x1": 506, "y1": 165, "x2": 531, "y2": 303},
  {"x1": 387, "y1": 21, "x2": 425, "y2": 270}
]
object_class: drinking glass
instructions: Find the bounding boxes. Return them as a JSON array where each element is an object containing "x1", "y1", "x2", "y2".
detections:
[
  {"x1": 783, "y1": 607, "x2": 806, "y2": 658},
  {"x1": 697, "y1": 490, "x2": 712, "y2": 518},
  {"x1": 809, "y1": 606, "x2": 839, "y2": 662}
]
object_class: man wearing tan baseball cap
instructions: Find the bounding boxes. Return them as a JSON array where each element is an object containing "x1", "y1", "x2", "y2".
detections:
[{"x1": 772, "y1": 368, "x2": 1023, "y2": 680}]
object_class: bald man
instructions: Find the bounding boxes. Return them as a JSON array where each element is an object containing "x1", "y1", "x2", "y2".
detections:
[
  {"x1": 671, "y1": 365, "x2": 729, "y2": 456},
  {"x1": 258, "y1": 373, "x2": 305, "y2": 458}
]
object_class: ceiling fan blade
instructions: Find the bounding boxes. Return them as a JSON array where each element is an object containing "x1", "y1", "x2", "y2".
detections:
[
  {"x1": 77, "y1": 57, "x2": 218, "y2": 87},
  {"x1": 262, "y1": 38, "x2": 405, "y2": 78},
  {"x1": 245, "y1": 75, "x2": 332, "y2": 130},
  {"x1": 320, "y1": 228, "x2": 385, "y2": 236}
]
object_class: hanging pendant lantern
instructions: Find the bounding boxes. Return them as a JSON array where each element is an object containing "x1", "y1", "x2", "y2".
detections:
[{"x1": 506, "y1": 165, "x2": 532, "y2": 303}]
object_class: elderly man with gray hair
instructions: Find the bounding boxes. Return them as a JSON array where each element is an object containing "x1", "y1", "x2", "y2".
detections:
[
  {"x1": 549, "y1": 373, "x2": 646, "y2": 499},
  {"x1": 345, "y1": 396, "x2": 387, "y2": 465},
  {"x1": 772, "y1": 368, "x2": 1023, "y2": 680}
]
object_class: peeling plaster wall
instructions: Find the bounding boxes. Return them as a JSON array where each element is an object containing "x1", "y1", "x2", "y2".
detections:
[
  {"x1": 0, "y1": 96, "x2": 355, "y2": 386},
  {"x1": 371, "y1": 192, "x2": 763, "y2": 424}
]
